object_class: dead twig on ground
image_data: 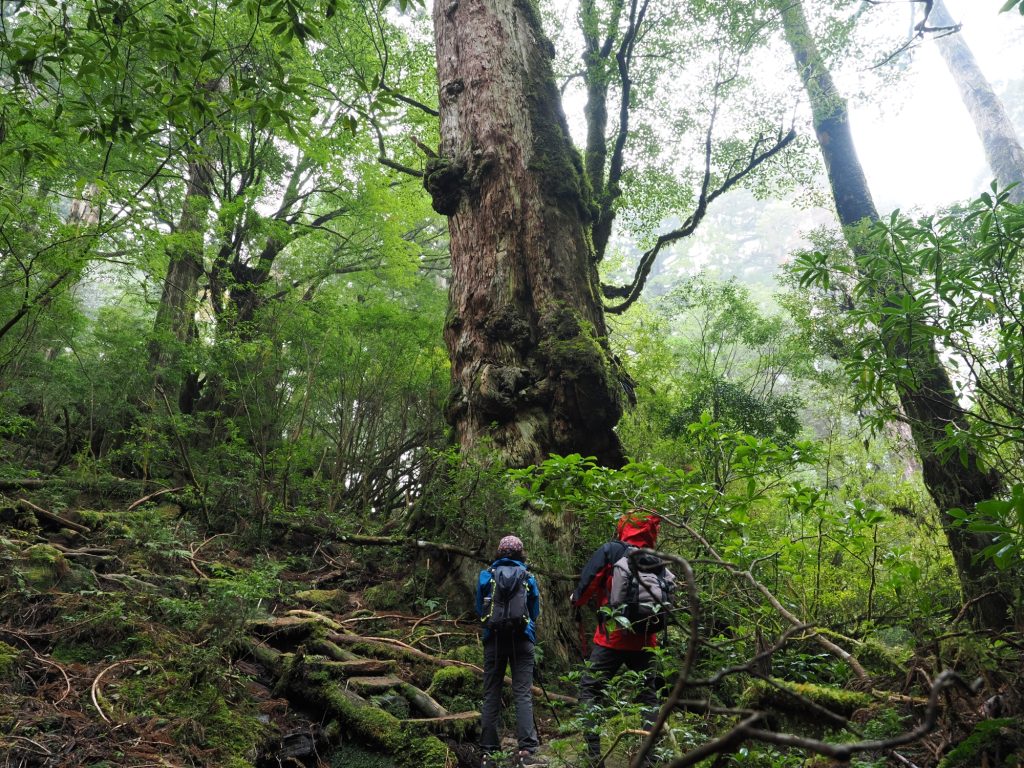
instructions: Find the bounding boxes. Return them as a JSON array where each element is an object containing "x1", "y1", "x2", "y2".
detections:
[
  {"x1": 126, "y1": 486, "x2": 186, "y2": 512},
  {"x1": 91, "y1": 658, "x2": 145, "y2": 723}
]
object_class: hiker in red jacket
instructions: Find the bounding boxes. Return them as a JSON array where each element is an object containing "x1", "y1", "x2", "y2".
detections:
[{"x1": 571, "y1": 511, "x2": 665, "y2": 768}]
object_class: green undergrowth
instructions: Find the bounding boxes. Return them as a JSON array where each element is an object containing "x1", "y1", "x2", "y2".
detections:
[{"x1": 938, "y1": 717, "x2": 1024, "y2": 768}]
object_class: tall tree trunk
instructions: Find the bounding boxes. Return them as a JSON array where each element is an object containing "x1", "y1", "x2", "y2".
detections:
[
  {"x1": 930, "y1": 0, "x2": 1024, "y2": 203},
  {"x1": 148, "y1": 157, "x2": 211, "y2": 379},
  {"x1": 429, "y1": 0, "x2": 628, "y2": 665},
  {"x1": 429, "y1": 0, "x2": 625, "y2": 469},
  {"x1": 781, "y1": 0, "x2": 1015, "y2": 631}
]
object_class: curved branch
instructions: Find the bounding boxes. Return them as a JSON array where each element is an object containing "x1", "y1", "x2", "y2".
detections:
[{"x1": 603, "y1": 126, "x2": 796, "y2": 314}]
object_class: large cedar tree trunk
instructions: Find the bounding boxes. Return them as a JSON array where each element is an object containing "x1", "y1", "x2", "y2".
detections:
[
  {"x1": 930, "y1": 0, "x2": 1024, "y2": 203},
  {"x1": 429, "y1": 0, "x2": 625, "y2": 470},
  {"x1": 781, "y1": 0, "x2": 1015, "y2": 631}
]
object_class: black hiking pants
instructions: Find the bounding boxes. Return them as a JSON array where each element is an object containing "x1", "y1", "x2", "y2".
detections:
[
  {"x1": 579, "y1": 644, "x2": 659, "y2": 766},
  {"x1": 480, "y1": 634, "x2": 539, "y2": 756}
]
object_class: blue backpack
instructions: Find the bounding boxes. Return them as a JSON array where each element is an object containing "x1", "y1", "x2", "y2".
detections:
[{"x1": 482, "y1": 564, "x2": 530, "y2": 636}]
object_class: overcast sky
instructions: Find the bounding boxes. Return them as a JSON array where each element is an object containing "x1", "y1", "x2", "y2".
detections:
[{"x1": 851, "y1": 0, "x2": 1024, "y2": 212}]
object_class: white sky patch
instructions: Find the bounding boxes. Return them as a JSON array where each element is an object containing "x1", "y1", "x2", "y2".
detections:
[{"x1": 849, "y1": 0, "x2": 1024, "y2": 212}]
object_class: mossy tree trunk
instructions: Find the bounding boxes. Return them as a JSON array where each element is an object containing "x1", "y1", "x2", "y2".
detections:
[
  {"x1": 780, "y1": 0, "x2": 1015, "y2": 631},
  {"x1": 429, "y1": 0, "x2": 625, "y2": 470}
]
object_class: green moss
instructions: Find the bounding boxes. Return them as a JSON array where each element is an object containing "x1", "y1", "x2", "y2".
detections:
[
  {"x1": 0, "y1": 641, "x2": 20, "y2": 677},
  {"x1": 294, "y1": 588, "x2": 348, "y2": 611},
  {"x1": 364, "y1": 581, "x2": 404, "y2": 611},
  {"x1": 298, "y1": 660, "x2": 451, "y2": 768},
  {"x1": 523, "y1": 68, "x2": 591, "y2": 220},
  {"x1": 742, "y1": 679, "x2": 873, "y2": 719},
  {"x1": 429, "y1": 665, "x2": 477, "y2": 698},
  {"x1": 939, "y1": 718, "x2": 1024, "y2": 768},
  {"x1": 857, "y1": 636, "x2": 910, "y2": 674},
  {"x1": 312, "y1": 672, "x2": 405, "y2": 752},
  {"x1": 445, "y1": 645, "x2": 484, "y2": 666},
  {"x1": 406, "y1": 733, "x2": 452, "y2": 768},
  {"x1": 116, "y1": 669, "x2": 267, "y2": 763},
  {"x1": 75, "y1": 509, "x2": 112, "y2": 527},
  {"x1": 19, "y1": 544, "x2": 69, "y2": 590},
  {"x1": 428, "y1": 664, "x2": 478, "y2": 713},
  {"x1": 537, "y1": 308, "x2": 617, "y2": 404}
]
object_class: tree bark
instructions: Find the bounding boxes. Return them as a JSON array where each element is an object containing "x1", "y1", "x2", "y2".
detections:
[
  {"x1": 148, "y1": 157, "x2": 211, "y2": 376},
  {"x1": 429, "y1": 0, "x2": 625, "y2": 469},
  {"x1": 780, "y1": 0, "x2": 1015, "y2": 631},
  {"x1": 930, "y1": 0, "x2": 1024, "y2": 203}
]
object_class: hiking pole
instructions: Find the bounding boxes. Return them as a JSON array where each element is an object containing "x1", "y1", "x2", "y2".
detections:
[{"x1": 533, "y1": 657, "x2": 563, "y2": 730}]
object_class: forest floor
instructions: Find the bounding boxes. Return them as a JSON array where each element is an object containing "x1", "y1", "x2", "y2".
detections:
[
  {"x1": 0, "y1": 487, "x2": 573, "y2": 768},
  {"x1": 1, "y1": 485, "x2": 1022, "y2": 768}
]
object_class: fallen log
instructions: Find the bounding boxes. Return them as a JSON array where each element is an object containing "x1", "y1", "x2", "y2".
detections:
[
  {"x1": 16, "y1": 498, "x2": 89, "y2": 534},
  {"x1": 346, "y1": 676, "x2": 450, "y2": 718},
  {"x1": 308, "y1": 658, "x2": 397, "y2": 677},
  {"x1": 403, "y1": 711, "x2": 481, "y2": 738},
  {"x1": 327, "y1": 632, "x2": 577, "y2": 704},
  {"x1": 248, "y1": 643, "x2": 455, "y2": 768}
]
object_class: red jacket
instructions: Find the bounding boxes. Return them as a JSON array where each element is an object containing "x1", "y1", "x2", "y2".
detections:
[{"x1": 571, "y1": 513, "x2": 661, "y2": 651}]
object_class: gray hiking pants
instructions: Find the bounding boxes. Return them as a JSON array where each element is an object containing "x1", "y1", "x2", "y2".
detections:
[
  {"x1": 579, "y1": 644, "x2": 659, "y2": 764},
  {"x1": 480, "y1": 635, "x2": 539, "y2": 755}
]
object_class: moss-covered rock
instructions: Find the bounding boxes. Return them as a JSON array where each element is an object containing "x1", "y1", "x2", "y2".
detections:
[
  {"x1": 18, "y1": 543, "x2": 69, "y2": 590},
  {"x1": 445, "y1": 645, "x2": 484, "y2": 667},
  {"x1": 363, "y1": 581, "x2": 404, "y2": 612},
  {"x1": 428, "y1": 664, "x2": 478, "y2": 712},
  {"x1": 294, "y1": 589, "x2": 348, "y2": 612},
  {"x1": 0, "y1": 641, "x2": 21, "y2": 677},
  {"x1": 429, "y1": 665, "x2": 477, "y2": 696}
]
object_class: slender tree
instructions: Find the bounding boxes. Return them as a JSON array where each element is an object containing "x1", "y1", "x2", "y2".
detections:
[
  {"x1": 780, "y1": 0, "x2": 1015, "y2": 631},
  {"x1": 928, "y1": 0, "x2": 1024, "y2": 203}
]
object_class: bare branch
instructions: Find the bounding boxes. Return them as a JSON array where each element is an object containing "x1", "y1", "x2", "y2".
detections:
[{"x1": 602, "y1": 125, "x2": 796, "y2": 314}]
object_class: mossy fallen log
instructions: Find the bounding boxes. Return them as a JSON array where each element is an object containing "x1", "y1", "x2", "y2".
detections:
[
  {"x1": 253, "y1": 644, "x2": 455, "y2": 768},
  {"x1": 308, "y1": 658, "x2": 397, "y2": 677},
  {"x1": 743, "y1": 678, "x2": 874, "y2": 720},
  {"x1": 307, "y1": 636, "x2": 360, "y2": 662},
  {"x1": 347, "y1": 676, "x2": 450, "y2": 718},
  {"x1": 404, "y1": 711, "x2": 481, "y2": 739},
  {"x1": 327, "y1": 632, "x2": 578, "y2": 704}
]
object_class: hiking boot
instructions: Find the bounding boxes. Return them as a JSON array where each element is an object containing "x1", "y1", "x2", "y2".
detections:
[
  {"x1": 480, "y1": 754, "x2": 498, "y2": 768},
  {"x1": 517, "y1": 751, "x2": 546, "y2": 767}
]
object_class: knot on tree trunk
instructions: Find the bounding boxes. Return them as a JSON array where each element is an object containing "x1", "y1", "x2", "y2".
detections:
[
  {"x1": 424, "y1": 156, "x2": 466, "y2": 216},
  {"x1": 473, "y1": 363, "x2": 531, "y2": 420}
]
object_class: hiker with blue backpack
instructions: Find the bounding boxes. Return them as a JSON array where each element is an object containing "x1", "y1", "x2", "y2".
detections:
[
  {"x1": 571, "y1": 511, "x2": 675, "y2": 768},
  {"x1": 476, "y1": 535, "x2": 543, "y2": 767}
]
